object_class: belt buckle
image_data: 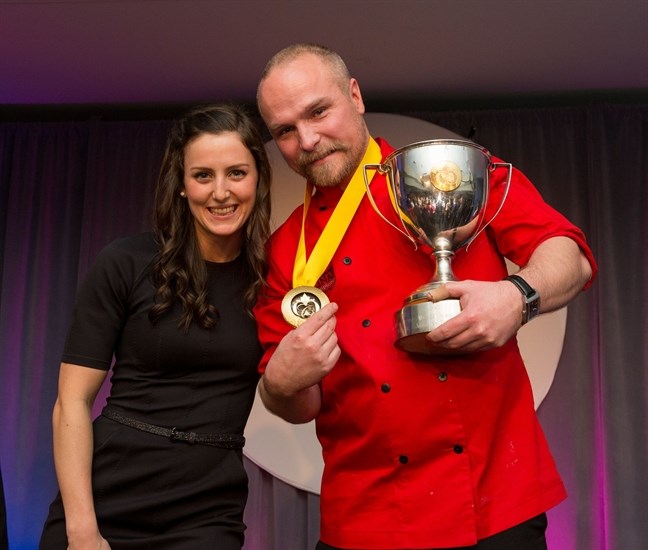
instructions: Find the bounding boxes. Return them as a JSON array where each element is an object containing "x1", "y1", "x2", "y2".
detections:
[
  {"x1": 169, "y1": 427, "x2": 197, "y2": 444},
  {"x1": 169, "y1": 427, "x2": 179, "y2": 441}
]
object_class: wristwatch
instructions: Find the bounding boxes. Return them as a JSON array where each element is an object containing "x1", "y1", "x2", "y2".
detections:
[{"x1": 505, "y1": 274, "x2": 541, "y2": 325}]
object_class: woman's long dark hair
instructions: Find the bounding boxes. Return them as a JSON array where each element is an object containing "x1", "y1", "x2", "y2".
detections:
[{"x1": 149, "y1": 103, "x2": 272, "y2": 331}]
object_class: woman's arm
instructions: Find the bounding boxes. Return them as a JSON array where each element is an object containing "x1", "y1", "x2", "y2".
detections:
[{"x1": 52, "y1": 362, "x2": 111, "y2": 550}]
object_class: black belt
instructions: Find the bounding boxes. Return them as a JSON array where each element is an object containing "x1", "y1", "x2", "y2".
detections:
[{"x1": 102, "y1": 408, "x2": 245, "y2": 450}]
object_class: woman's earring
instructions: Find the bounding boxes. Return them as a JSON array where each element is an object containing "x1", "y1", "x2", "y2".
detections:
[{"x1": 180, "y1": 190, "x2": 187, "y2": 198}]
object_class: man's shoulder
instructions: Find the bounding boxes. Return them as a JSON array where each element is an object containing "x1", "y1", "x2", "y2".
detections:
[
  {"x1": 375, "y1": 136, "x2": 396, "y2": 158},
  {"x1": 269, "y1": 206, "x2": 304, "y2": 244}
]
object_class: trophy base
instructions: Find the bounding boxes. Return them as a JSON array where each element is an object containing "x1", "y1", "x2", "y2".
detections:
[{"x1": 395, "y1": 299, "x2": 462, "y2": 354}]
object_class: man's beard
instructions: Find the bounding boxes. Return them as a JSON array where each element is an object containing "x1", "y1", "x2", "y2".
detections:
[{"x1": 295, "y1": 141, "x2": 363, "y2": 188}]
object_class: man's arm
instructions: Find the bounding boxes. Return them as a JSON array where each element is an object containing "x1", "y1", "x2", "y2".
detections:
[
  {"x1": 426, "y1": 236, "x2": 593, "y2": 352},
  {"x1": 259, "y1": 303, "x2": 341, "y2": 424},
  {"x1": 511, "y1": 235, "x2": 593, "y2": 313},
  {"x1": 259, "y1": 378, "x2": 323, "y2": 425}
]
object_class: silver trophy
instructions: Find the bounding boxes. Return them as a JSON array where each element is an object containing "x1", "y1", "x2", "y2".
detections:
[{"x1": 364, "y1": 139, "x2": 511, "y2": 354}]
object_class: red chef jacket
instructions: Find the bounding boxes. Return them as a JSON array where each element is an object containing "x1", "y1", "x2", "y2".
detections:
[{"x1": 254, "y1": 138, "x2": 597, "y2": 548}]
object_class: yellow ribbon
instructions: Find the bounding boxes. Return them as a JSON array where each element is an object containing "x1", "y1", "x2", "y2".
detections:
[{"x1": 293, "y1": 137, "x2": 382, "y2": 288}]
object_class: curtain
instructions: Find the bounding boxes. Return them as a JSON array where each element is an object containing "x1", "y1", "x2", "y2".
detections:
[{"x1": 0, "y1": 102, "x2": 646, "y2": 549}]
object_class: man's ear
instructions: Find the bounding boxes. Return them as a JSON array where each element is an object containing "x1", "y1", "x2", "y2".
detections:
[{"x1": 349, "y1": 78, "x2": 365, "y2": 115}]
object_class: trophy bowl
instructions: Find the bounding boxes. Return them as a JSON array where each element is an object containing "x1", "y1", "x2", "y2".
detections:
[{"x1": 366, "y1": 139, "x2": 509, "y2": 354}]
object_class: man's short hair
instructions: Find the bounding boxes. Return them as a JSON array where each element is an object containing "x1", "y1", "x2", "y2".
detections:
[{"x1": 258, "y1": 43, "x2": 351, "y2": 97}]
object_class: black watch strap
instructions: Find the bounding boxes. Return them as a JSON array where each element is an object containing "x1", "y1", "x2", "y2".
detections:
[{"x1": 505, "y1": 274, "x2": 541, "y2": 325}]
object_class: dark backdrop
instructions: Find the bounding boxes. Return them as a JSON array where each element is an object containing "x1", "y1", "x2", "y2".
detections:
[{"x1": 1, "y1": 99, "x2": 646, "y2": 549}]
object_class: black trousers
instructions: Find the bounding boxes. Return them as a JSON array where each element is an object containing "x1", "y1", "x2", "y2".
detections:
[{"x1": 316, "y1": 513, "x2": 548, "y2": 550}]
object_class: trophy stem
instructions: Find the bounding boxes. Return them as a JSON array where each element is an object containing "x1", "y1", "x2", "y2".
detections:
[
  {"x1": 432, "y1": 249, "x2": 457, "y2": 285},
  {"x1": 396, "y1": 244, "x2": 461, "y2": 354},
  {"x1": 405, "y1": 238, "x2": 457, "y2": 305}
]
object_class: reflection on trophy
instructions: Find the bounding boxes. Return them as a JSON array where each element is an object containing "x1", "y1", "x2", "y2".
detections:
[{"x1": 364, "y1": 139, "x2": 511, "y2": 354}]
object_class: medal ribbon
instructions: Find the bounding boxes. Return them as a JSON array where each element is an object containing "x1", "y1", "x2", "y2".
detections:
[{"x1": 293, "y1": 137, "x2": 382, "y2": 288}]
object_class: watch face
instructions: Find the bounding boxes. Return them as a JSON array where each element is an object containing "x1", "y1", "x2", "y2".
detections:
[{"x1": 527, "y1": 295, "x2": 541, "y2": 318}]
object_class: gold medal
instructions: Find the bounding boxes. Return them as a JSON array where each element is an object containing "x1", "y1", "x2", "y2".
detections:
[
  {"x1": 281, "y1": 138, "x2": 382, "y2": 327},
  {"x1": 281, "y1": 286, "x2": 330, "y2": 327}
]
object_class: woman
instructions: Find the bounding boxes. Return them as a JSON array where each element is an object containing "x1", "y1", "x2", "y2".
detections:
[{"x1": 40, "y1": 103, "x2": 272, "y2": 549}]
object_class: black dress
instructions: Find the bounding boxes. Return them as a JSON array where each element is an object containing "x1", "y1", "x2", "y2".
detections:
[{"x1": 40, "y1": 233, "x2": 261, "y2": 550}]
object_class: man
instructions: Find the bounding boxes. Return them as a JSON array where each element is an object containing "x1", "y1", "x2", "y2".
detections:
[{"x1": 254, "y1": 43, "x2": 596, "y2": 550}]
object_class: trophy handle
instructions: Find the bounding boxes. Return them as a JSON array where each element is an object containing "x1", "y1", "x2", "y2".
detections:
[
  {"x1": 363, "y1": 163, "x2": 418, "y2": 248},
  {"x1": 466, "y1": 162, "x2": 512, "y2": 250}
]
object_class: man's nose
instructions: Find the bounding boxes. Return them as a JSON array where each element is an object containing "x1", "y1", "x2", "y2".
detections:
[{"x1": 297, "y1": 124, "x2": 320, "y2": 151}]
